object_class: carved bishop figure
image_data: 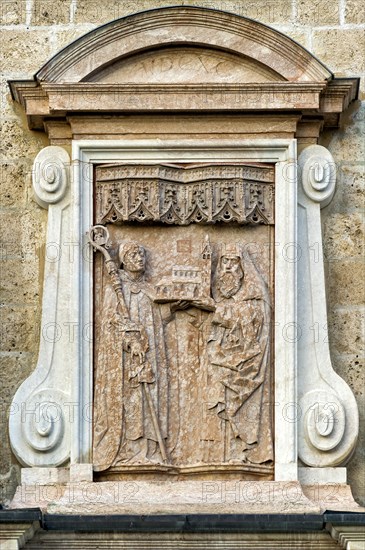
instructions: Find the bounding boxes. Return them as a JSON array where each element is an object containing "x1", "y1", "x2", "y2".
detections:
[{"x1": 93, "y1": 241, "x2": 170, "y2": 470}]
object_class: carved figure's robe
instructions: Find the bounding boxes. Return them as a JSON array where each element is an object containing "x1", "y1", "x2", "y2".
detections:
[
  {"x1": 205, "y1": 257, "x2": 273, "y2": 464},
  {"x1": 93, "y1": 270, "x2": 168, "y2": 471}
]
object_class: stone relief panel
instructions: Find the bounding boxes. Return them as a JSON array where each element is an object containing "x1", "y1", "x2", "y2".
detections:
[{"x1": 91, "y1": 163, "x2": 274, "y2": 478}]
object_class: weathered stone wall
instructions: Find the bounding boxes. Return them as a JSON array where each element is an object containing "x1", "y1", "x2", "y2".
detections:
[{"x1": 0, "y1": 0, "x2": 364, "y2": 505}]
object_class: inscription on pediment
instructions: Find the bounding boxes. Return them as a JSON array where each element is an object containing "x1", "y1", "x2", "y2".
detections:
[{"x1": 90, "y1": 47, "x2": 284, "y2": 84}]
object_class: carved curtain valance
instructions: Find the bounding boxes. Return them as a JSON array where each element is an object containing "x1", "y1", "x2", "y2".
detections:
[{"x1": 95, "y1": 163, "x2": 275, "y2": 226}]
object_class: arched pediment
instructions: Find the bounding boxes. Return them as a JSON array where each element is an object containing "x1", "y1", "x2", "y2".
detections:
[
  {"x1": 36, "y1": 6, "x2": 331, "y2": 83},
  {"x1": 9, "y1": 6, "x2": 358, "y2": 130}
]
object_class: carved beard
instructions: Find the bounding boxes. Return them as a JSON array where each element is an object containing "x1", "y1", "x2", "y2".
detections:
[{"x1": 218, "y1": 271, "x2": 243, "y2": 298}]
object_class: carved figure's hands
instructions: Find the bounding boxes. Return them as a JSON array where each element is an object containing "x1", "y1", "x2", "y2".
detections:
[
  {"x1": 111, "y1": 312, "x2": 129, "y2": 331},
  {"x1": 171, "y1": 299, "x2": 215, "y2": 313},
  {"x1": 129, "y1": 339, "x2": 145, "y2": 364},
  {"x1": 171, "y1": 300, "x2": 192, "y2": 313},
  {"x1": 191, "y1": 299, "x2": 215, "y2": 312}
]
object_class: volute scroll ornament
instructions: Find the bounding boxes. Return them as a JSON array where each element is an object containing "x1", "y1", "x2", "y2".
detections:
[
  {"x1": 32, "y1": 146, "x2": 70, "y2": 209},
  {"x1": 9, "y1": 146, "x2": 72, "y2": 468},
  {"x1": 299, "y1": 145, "x2": 336, "y2": 208},
  {"x1": 297, "y1": 145, "x2": 359, "y2": 469},
  {"x1": 18, "y1": 389, "x2": 69, "y2": 466},
  {"x1": 300, "y1": 390, "x2": 347, "y2": 467}
]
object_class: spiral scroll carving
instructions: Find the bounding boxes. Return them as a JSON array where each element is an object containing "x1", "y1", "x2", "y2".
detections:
[
  {"x1": 299, "y1": 145, "x2": 336, "y2": 208},
  {"x1": 21, "y1": 389, "x2": 69, "y2": 466},
  {"x1": 300, "y1": 390, "x2": 347, "y2": 467},
  {"x1": 33, "y1": 146, "x2": 70, "y2": 208}
]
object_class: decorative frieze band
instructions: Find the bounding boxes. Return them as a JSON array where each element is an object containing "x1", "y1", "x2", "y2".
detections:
[{"x1": 95, "y1": 163, "x2": 275, "y2": 225}]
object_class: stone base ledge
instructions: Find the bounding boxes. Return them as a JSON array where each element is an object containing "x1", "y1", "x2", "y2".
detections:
[
  {"x1": 9, "y1": 480, "x2": 364, "y2": 515},
  {"x1": 17, "y1": 530, "x2": 342, "y2": 549},
  {"x1": 1, "y1": 508, "x2": 364, "y2": 549},
  {"x1": 299, "y1": 467, "x2": 347, "y2": 484},
  {"x1": 21, "y1": 468, "x2": 69, "y2": 486},
  {"x1": 327, "y1": 524, "x2": 365, "y2": 550},
  {"x1": 0, "y1": 521, "x2": 40, "y2": 549}
]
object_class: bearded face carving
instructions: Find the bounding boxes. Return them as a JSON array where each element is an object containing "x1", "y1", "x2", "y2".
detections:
[{"x1": 217, "y1": 255, "x2": 244, "y2": 298}]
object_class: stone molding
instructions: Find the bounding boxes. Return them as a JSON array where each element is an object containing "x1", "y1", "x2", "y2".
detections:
[
  {"x1": 1, "y1": 514, "x2": 364, "y2": 549},
  {"x1": 8, "y1": 7, "x2": 359, "y2": 131},
  {"x1": 71, "y1": 139, "x2": 298, "y2": 476},
  {"x1": 35, "y1": 7, "x2": 332, "y2": 83},
  {"x1": 0, "y1": 522, "x2": 39, "y2": 548},
  {"x1": 8, "y1": 146, "x2": 72, "y2": 468},
  {"x1": 9, "y1": 80, "x2": 358, "y2": 132},
  {"x1": 7, "y1": 139, "x2": 360, "y2": 485},
  {"x1": 327, "y1": 524, "x2": 365, "y2": 550},
  {"x1": 297, "y1": 145, "x2": 359, "y2": 469}
]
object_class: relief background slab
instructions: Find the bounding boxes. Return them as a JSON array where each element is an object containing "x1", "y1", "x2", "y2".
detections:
[{"x1": 93, "y1": 221, "x2": 274, "y2": 480}]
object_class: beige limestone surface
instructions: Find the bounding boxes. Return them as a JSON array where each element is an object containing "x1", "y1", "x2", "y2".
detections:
[
  {"x1": 10, "y1": 480, "x2": 320, "y2": 514},
  {"x1": 6, "y1": 529, "x2": 344, "y2": 549},
  {"x1": 10, "y1": 479, "x2": 364, "y2": 515},
  {"x1": 66, "y1": 114, "x2": 300, "y2": 143},
  {"x1": 0, "y1": 0, "x2": 364, "y2": 510}
]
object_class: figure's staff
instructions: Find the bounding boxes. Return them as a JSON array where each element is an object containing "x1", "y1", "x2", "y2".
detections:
[{"x1": 87, "y1": 225, "x2": 168, "y2": 464}]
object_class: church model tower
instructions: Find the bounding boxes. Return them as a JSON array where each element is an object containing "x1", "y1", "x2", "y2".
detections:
[{"x1": 155, "y1": 236, "x2": 213, "y2": 307}]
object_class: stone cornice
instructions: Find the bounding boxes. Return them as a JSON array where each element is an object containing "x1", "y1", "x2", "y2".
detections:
[
  {"x1": 9, "y1": 79, "x2": 358, "y2": 131},
  {"x1": 320, "y1": 78, "x2": 360, "y2": 114},
  {"x1": 8, "y1": 7, "x2": 359, "y2": 133}
]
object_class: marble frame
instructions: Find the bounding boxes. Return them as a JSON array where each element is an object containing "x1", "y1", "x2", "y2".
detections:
[
  {"x1": 72, "y1": 138, "x2": 297, "y2": 481},
  {"x1": 10, "y1": 137, "x2": 359, "y2": 487}
]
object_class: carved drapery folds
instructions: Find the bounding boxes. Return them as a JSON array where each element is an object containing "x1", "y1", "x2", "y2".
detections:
[{"x1": 95, "y1": 164, "x2": 275, "y2": 226}]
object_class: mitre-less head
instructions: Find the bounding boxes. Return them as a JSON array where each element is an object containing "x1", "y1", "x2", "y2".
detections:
[
  {"x1": 218, "y1": 243, "x2": 244, "y2": 298},
  {"x1": 119, "y1": 242, "x2": 146, "y2": 273}
]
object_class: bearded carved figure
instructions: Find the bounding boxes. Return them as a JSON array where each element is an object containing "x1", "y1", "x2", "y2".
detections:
[{"x1": 204, "y1": 244, "x2": 273, "y2": 465}]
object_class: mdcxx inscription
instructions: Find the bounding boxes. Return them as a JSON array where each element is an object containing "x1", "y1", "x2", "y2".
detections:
[{"x1": 91, "y1": 47, "x2": 283, "y2": 84}]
